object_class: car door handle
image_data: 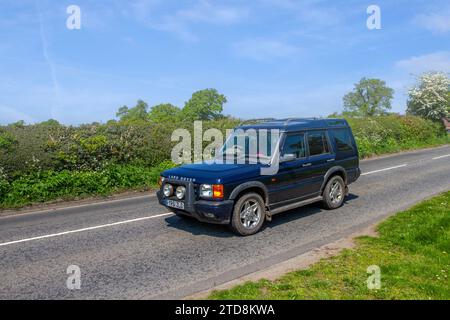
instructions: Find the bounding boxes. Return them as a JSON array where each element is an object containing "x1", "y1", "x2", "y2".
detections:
[
  {"x1": 327, "y1": 158, "x2": 335, "y2": 162},
  {"x1": 302, "y1": 163, "x2": 312, "y2": 167}
]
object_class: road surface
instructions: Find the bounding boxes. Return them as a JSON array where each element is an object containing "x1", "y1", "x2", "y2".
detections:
[{"x1": 0, "y1": 146, "x2": 449, "y2": 299}]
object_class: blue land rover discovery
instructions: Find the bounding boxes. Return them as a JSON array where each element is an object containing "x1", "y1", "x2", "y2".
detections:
[{"x1": 157, "y1": 118, "x2": 360, "y2": 236}]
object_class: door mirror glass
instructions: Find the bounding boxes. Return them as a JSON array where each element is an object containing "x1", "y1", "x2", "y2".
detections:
[{"x1": 280, "y1": 153, "x2": 296, "y2": 162}]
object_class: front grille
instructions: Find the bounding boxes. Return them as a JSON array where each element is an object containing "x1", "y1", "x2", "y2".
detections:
[{"x1": 162, "y1": 179, "x2": 196, "y2": 210}]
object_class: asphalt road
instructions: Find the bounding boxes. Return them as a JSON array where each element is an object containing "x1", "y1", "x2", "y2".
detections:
[{"x1": 0, "y1": 146, "x2": 449, "y2": 299}]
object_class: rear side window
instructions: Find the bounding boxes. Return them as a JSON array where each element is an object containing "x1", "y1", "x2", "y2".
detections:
[
  {"x1": 332, "y1": 129, "x2": 354, "y2": 153},
  {"x1": 283, "y1": 133, "x2": 306, "y2": 159},
  {"x1": 307, "y1": 131, "x2": 330, "y2": 156}
]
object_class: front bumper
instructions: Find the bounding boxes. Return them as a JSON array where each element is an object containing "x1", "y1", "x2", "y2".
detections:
[{"x1": 157, "y1": 190, "x2": 234, "y2": 225}]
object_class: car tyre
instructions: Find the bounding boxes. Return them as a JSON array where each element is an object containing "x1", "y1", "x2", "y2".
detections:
[
  {"x1": 230, "y1": 193, "x2": 266, "y2": 236},
  {"x1": 322, "y1": 175, "x2": 346, "y2": 209}
]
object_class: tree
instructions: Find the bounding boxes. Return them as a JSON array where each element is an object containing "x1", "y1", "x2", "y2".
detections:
[
  {"x1": 116, "y1": 100, "x2": 149, "y2": 122},
  {"x1": 182, "y1": 89, "x2": 227, "y2": 121},
  {"x1": 407, "y1": 72, "x2": 450, "y2": 121},
  {"x1": 148, "y1": 103, "x2": 181, "y2": 123},
  {"x1": 343, "y1": 78, "x2": 394, "y2": 117},
  {"x1": 9, "y1": 120, "x2": 25, "y2": 127},
  {"x1": 0, "y1": 130, "x2": 17, "y2": 151},
  {"x1": 39, "y1": 119, "x2": 61, "y2": 126}
]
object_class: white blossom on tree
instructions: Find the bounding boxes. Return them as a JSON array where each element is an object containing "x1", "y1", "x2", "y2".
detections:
[{"x1": 407, "y1": 72, "x2": 450, "y2": 121}]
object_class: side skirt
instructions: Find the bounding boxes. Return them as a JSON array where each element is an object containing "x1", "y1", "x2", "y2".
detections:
[{"x1": 267, "y1": 196, "x2": 323, "y2": 220}]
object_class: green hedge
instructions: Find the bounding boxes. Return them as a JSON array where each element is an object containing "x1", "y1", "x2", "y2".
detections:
[
  {"x1": 0, "y1": 161, "x2": 175, "y2": 209},
  {"x1": 347, "y1": 115, "x2": 447, "y2": 158},
  {"x1": 0, "y1": 119, "x2": 239, "y2": 179}
]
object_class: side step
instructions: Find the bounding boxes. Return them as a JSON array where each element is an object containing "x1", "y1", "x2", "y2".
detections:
[{"x1": 268, "y1": 196, "x2": 323, "y2": 216}]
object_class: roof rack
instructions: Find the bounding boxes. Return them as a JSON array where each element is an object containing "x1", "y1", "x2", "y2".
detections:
[
  {"x1": 238, "y1": 117, "x2": 342, "y2": 128},
  {"x1": 238, "y1": 118, "x2": 277, "y2": 126},
  {"x1": 283, "y1": 117, "x2": 320, "y2": 124}
]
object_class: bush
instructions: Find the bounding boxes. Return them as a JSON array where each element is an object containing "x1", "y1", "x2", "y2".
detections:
[
  {"x1": 0, "y1": 166, "x2": 10, "y2": 203},
  {"x1": 346, "y1": 115, "x2": 447, "y2": 158},
  {"x1": 0, "y1": 118, "x2": 240, "y2": 180},
  {"x1": 0, "y1": 162, "x2": 177, "y2": 208}
]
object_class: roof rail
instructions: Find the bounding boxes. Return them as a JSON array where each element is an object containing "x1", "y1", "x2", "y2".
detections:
[
  {"x1": 238, "y1": 118, "x2": 277, "y2": 126},
  {"x1": 283, "y1": 117, "x2": 320, "y2": 124},
  {"x1": 238, "y1": 117, "x2": 334, "y2": 127}
]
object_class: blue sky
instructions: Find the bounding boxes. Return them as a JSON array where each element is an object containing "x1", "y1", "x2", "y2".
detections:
[{"x1": 1, "y1": 0, "x2": 450, "y2": 124}]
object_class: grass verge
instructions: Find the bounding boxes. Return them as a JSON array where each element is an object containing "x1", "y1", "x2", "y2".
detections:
[{"x1": 208, "y1": 191, "x2": 450, "y2": 300}]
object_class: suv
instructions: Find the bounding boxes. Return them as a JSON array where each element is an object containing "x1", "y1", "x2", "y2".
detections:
[{"x1": 157, "y1": 118, "x2": 360, "y2": 236}]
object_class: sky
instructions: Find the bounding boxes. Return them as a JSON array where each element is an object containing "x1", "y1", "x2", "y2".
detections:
[{"x1": 0, "y1": 0, "x2": 450, "y2": 125}]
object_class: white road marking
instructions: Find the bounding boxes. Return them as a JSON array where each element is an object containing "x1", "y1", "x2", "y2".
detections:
[
  {"x1": 361, "y1": 164, "x2": 408, "y2": 176},
  {"x1": 0, "y1": 212, "x2": 173, "y2": 248},
  {"x1": 432, "y1": 154, "x2": 450, "y2": 160}
]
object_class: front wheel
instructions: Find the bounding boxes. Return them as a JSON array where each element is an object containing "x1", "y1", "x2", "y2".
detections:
[
  {"x1": 322, "y1": 176, "x2": 346, "y2": 209},
  {"x1": 230, "y1": 193, "x2": 266, "y2": 236}
]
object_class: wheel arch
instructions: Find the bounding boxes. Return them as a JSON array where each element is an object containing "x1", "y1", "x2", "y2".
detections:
[
  {"x1": 320, "y1": 166, "x2": 347, "y2": 193},
  {"x1": 229, "y1": 181, "x2": 269, "y2": 206}
]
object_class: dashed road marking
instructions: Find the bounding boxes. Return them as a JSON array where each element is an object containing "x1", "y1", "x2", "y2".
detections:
[
  {"x1": 432, "y1": 154, "x2": 450, "y2": 160},
  {"x1": 361, "y1": 164, "x2": 408, "y2": 176}
]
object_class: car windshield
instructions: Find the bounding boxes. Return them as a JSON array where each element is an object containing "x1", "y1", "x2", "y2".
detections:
[{"x1": 216, "y1": 128, "x2": 280, "y2": 163}]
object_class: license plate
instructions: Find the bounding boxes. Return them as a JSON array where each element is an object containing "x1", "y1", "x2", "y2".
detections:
[{"x1": 167, "y1": 200, "x2": 185, "y2": 210}]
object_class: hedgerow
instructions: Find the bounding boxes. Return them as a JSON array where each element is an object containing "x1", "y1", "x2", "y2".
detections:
[
  {"x1": 0, "y1": 161, "x2": 176, "y2": 209},
  {"x1": 347, "y1": 115, "x2": 447, "y2": 157}
]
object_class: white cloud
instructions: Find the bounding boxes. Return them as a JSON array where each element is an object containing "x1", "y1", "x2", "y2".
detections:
[
  {"x1": 128, "y1": 0, "x2": 249, "y2": 41},
  {"x1": 233, "y1": 39, "x2": 300, "y2": 61},
  {"x1": 415, "y1": 9, "x2": 450, "y2": 33},
  {"x1": 177, "y1": 0, "x2": 248, "y2": 25},
  {"x1": 153, "y1": 16, "x2": 200, "y2": 42},
  {"x1": 396, "y1": 51, "x2": 450, "y2": 74}
]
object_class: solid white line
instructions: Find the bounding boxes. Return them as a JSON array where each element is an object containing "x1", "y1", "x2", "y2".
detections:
[
  {"x1": 361, "y1": 164, "x2": 408, "y2": 176},
  {"x1": 0, "y1": 212, "x2": 173, "y2": 248},
  {"x1": 432, "y1": 154, "x2": 450, "y2": 160}
]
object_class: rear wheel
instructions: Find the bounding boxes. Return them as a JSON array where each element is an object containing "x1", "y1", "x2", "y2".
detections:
[
  {"x1": 230, "y1": 193, "x2": 266, "y2": 236},
  {"x1": 322, "y1": 176, "x2": 345, "y2": 209}
]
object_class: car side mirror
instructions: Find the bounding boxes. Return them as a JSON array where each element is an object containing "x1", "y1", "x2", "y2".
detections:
[{"x1": 280, "y1": 153, "x2": 296, "y2": 163}]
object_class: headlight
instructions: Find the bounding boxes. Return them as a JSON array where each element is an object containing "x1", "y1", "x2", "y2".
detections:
[
  {"x1": 200, "y1": 184, "x2": 213, "y2": 198},
  {"x1": 163, "y1": 183, "x2": 173, "y2": 197},
  {"x1": 200, "y1": 184, "x2": 224, "y2": 199},
  {"x1": 176, "y1": 186, "x2": 186, "y2": 200}
]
